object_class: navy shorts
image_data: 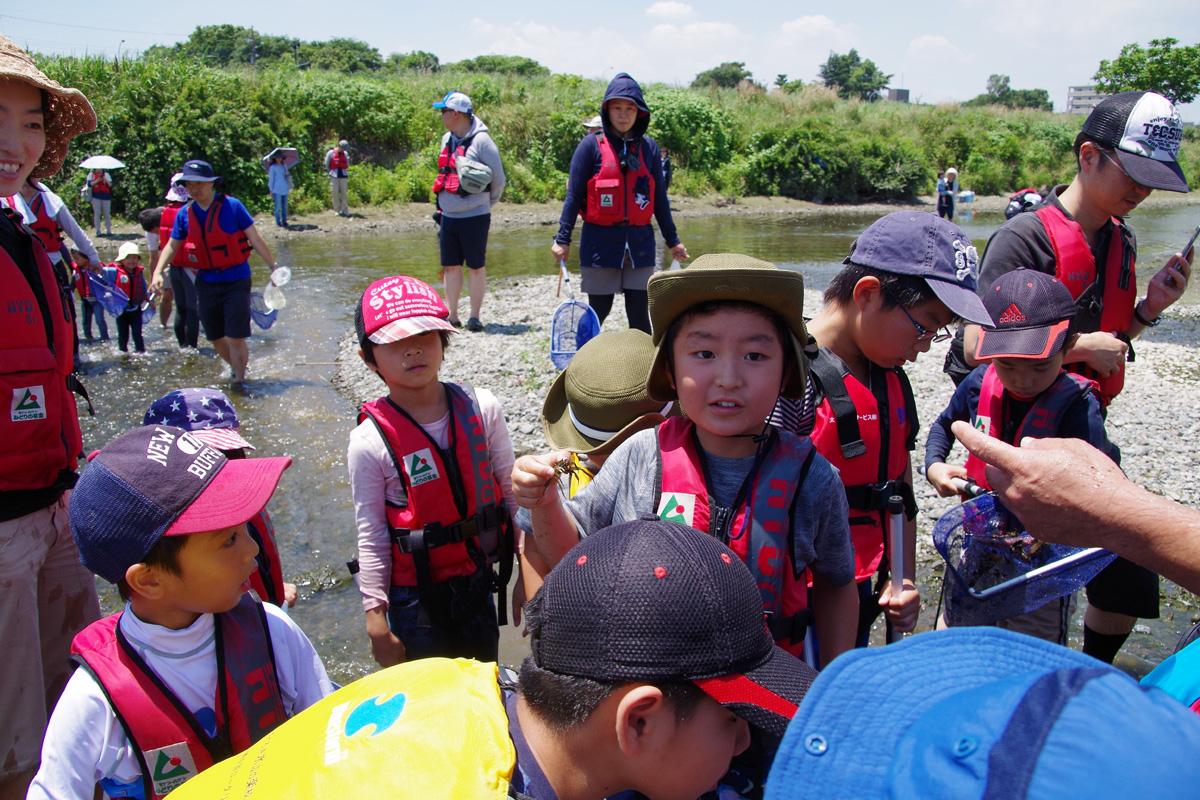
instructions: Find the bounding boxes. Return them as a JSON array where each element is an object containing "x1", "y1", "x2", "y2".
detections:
[
  {"x1": 439, "y1": 213, "x2": 491, "y2": 270},
  {"x1": 386, "y1": 568, "x2": 499, "y2": 661},
  {"x1": 196, "y1": 276, "x2": 252, "y2": 340},
  {"x1": 1086, "y1": 555, "x2": 1160, "y2": 619}
]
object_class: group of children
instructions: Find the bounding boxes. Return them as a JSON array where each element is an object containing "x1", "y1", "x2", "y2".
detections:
[{"x1": 30, "y1": 198, "x2": 1185, "y2": 796}]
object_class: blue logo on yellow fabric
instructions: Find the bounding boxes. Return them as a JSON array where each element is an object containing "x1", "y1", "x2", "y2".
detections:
[{"x1": 345, "y1": 693, "x2": 406, "y2": 737}]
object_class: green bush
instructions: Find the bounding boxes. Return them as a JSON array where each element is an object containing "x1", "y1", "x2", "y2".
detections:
[{"x1": 645, "y1": 89, "x2": 733, "y2": 174}]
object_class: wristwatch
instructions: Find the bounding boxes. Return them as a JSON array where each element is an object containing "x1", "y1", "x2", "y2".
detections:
[{"x1": 1133, "y1": 301, "x2": 1161, "y2": 327}]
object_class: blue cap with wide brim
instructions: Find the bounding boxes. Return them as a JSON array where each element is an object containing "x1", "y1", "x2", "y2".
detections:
[{"x1": 765, "y1": 628, "x2": 1200, "y2": 799}]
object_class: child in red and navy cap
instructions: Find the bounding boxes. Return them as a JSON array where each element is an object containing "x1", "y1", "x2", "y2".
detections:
[{"x1": 926, "y1": 268, "x2": 1118, "y2": 643}]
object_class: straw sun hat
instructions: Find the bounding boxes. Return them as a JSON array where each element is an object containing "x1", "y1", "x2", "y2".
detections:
[
  {"x1": 542, "y1": 329, "x2": 675, "y2": 457},
  {"x1": 646, "y1": 253, "x2": 809, "y2": 402},
  {"x1": 0, "y1": 35, "x2": 96, "y2": 179}
]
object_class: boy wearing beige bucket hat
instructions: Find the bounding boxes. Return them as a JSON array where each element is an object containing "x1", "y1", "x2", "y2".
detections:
[
  {"x1": 514, "y1": 253, "x2": 859, "y2": 667},
  {"x1": 0, "y1": 33, "x2": 102, "y2": 798}
]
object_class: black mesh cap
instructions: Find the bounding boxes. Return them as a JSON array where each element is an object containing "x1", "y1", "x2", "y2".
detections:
[
  {"x1": 1081, "y1": 91, "x2": 1189, "y2": 193},
  {"x1": 530, "y1": 516, "x2": 817, "y2": 735}
]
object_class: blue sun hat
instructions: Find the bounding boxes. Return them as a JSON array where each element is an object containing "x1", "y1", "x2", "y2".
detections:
[
  {"x1": 765, "y1": 628, "x2": 1200, "y2": 799},
  {"x1": 144, "y1": 388, "x2": 255, "y2": 451}
]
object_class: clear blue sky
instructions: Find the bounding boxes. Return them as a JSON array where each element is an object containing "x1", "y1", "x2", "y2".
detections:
[{"x1": 2, "y1": 1, "x2": 1196, "y2": 120}]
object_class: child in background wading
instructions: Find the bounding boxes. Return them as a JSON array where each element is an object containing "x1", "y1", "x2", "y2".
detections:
[
  {"x1": 771, "y1": 211, "x2": 993, "y2": 646},
  {"x1": 926, "y1": 268, "x2": 1117, "y2": 642},
  {"x1": 514, "y1": 253, "x2": 859, "y2": 665},
  {"x1": 112, "y1": 240, "x2": 148, "y2": 353},
  {"x1": 348, "y1": 275, "x2": 518, "y2": 666}
]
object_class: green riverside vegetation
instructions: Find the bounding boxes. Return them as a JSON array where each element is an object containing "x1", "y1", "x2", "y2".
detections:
[{"x1": 36, "y1": 52, "x2": 1200, "y2": 221}]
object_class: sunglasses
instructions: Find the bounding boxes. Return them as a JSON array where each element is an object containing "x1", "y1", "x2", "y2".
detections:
[{"x1": 886, "y1": 290, "x2": 951, "y2": 342}]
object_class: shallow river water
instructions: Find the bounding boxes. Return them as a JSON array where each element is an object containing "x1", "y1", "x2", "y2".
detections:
[{"x1": 76, "y1": 204, "x2": 1200, "y2": 683}]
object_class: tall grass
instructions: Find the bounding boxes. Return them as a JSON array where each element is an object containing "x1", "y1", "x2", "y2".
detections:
[{"x1": 33, "y1": 52, "x2": 1200, "y2": 220}]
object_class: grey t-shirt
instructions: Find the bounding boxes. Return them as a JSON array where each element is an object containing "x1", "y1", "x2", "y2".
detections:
[{"x1": 518, "y1": 428, "x2": 855, "y2": 586}]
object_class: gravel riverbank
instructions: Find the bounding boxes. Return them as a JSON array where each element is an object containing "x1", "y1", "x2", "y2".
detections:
[{"x1": 332, "y1": 270, "x2": 1200, "y2": 668}]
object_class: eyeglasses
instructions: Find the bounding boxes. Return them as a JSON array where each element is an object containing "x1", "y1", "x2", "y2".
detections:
[
  {"x1": 1101, "y1": 151, "x2": 1142, "y2": 186},
  {"x1": 886, "y1": 290, "x2": 951, "y2": 342}
]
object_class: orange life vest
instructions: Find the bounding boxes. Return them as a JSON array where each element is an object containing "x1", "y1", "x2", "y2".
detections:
[
  {"x1": 159, "y1": 202, "x2": 192, "y2": 268},
  {"x1": 182, "y1": 196, "x2": 252, "y2": 270},
  {"x1": 431, "y1": 132, "x2": 479, "y2": 196}
]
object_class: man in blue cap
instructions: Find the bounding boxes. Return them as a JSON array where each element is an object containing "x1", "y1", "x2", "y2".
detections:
[{"x1": 431, "y1": 91, "x2": 506, "y2": 333}]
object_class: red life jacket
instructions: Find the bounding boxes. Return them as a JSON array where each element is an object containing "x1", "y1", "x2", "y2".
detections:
[
  {"x1": 0, "y1": 209, "x2": 82, "y2": 491},
  {"x1": 357, "y1": 383, "x2": 513, "y2": 624},
  {"x1": 114, "y1": 262, "x2": 146, "y2": 307},
  {"x1": 69, "y1": 594, "x2": 287, "y2": 799},
  {"x1": 965, "y1": 365, "x2": 1100, "y2": 490},
  {"x1": 327, "y1": 149, "x2": 348, "y2": 172},
  {"x1": 90, "y1": 172, "x2": 111, "y2": 195},
  {"x1": 27, "y1": 192, "x2": 64, "y2": 255},
  {"x1": 160, "y1": 202, "x2": 192, "y2": 268},
  {"x1": 431, "y1": 132, "x2": 480, "y2": 197},
  {"x1": 1036, "y1": 204, "x2": 1135, "y2": 406},
  {"x1": 655, "y1": 416, "x2": 816, "y2": 653},
  {"x1": 246, "y1": 508, "x2": 287, "y2": 607},
  {"x1": 580, "y1": 134, "x2": 655, "y2": 227},
  {"x1": 182, "y1": 196, "x2": 253, "y2": 270},
  {"x1": 807, "y1": 350, "x2": 917, "y2": 584},
  {"x1": 74, "y1": 261, "x2": 92, "y2": 298}
]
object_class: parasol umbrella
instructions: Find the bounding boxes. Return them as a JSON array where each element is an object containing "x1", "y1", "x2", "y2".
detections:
[
  {"x1": 78, "y1": 155, "x2": 126, "y2": 170},
  {"x1": 261, "y1": 147, "x2": 300, "y2": 171}
]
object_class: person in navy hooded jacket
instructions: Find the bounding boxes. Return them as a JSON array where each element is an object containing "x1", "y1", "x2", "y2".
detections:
[{"x1": 551, "y1": 73, "x2": 688, "y2": 334}]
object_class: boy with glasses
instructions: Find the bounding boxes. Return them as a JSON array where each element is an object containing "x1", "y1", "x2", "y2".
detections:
[
  {"x1": 773, "y1": 211, "x2": 992, "y2": 648},
  {"x1": 953, "y1": 91, "x2": 1192, "y2": 664}
]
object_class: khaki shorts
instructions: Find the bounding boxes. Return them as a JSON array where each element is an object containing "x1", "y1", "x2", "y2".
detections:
[
  {"x1": 0, "y1": 493, "x2": 100, "y2": 776},
  {"x1": 995, "y1": 593, "x2": 1078, "y2": 645},
  {"x1": 580, "y1": 256, "x2": 654, "y2": 294}
]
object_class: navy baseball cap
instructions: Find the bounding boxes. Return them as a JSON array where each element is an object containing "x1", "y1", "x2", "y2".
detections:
[
  {"x1": 70, "y1": 426, "x2": 290, "y2": 584},
  {"x1": 765, "y1": 628, "x2": 1200, "y2": 799},
  {"x1": 1082, "y1": 91, "x2": 1189, "y2": 193},
  {"x1": 177, "y1": 159, "x2": 220, "y2": 183},
  {"x1": 847, "y1": 211, "x2": 991, "y2": 325},
  {"x1": 976, "y1": 269, "x2": 1078, "y2": 360},
  {"x1": 529, "y1": 516, "x2": 817, "y2": 736},
  {"x1": 144, "y1": 388, "x2": 255, "y2": 451}
]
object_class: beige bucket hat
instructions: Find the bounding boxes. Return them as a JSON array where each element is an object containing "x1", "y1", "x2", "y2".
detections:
[
  {"x1": 0, "y1": 35, "x2": 97, "y2": 179},
  {"x1": 646, "y1": 253, "x2": 809, "y2": 402},
  {"x1": 542, "y1": 329, "x2": 676, "y2": 457}
]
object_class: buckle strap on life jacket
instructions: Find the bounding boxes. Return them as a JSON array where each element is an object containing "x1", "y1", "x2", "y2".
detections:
[
  {"x1": 843, "y1": 479, "x2": 917, "y2": 521},
  {"x1": 808, "y1": 352, "x2": 867, "y2": 459},
  {"x1": 389, "y1": 504, "x2": 508, "y2": 553},
  {"x1": 766, "y1": 608, "x2": 813, "y2": 646}
]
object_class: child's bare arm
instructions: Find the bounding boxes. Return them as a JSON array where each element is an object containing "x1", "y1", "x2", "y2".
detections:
[
  {"x1": 364, "y1": 607, "x2": 405, "y2": 668},
  {"x1": 811, "y1": 577, "x2": 858, "y2": 665},
  {"x1": 926, "y1": 462, "x2": 969, "y2": 496},
  {"x1": 512, "y1": 451, "x2": 584, "y2": 570}
]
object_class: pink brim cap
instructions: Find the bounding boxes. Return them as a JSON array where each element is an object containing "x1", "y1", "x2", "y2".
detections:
[
  {"x1": 167, "y1": 456, "x2": 291, "y2": 536},
  {"x1": 189, "y1": 427, "x2": 256, "y2": 451},
  {"x1": 368, "y1": 315, "x2": 457, "y2": 344},
  {"x1": 975, "y1": 319, "x2": 1071, "y2": 361}
]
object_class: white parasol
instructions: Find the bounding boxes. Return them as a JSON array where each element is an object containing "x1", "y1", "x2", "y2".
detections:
[{"x1": 78, "y1": 155, "x2": 126, "y2": 170}]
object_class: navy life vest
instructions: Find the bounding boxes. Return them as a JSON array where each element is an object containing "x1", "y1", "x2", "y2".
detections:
[
  {"x1": 1036, "y1": 204, "x2": 1135, "y2": 406},
  {"x1": 69, "y1": 594, "x2": 287, "y2": 800},
  {"x1": 357, "y1": 383, "x2": 513, "y2": 626},
  {"x1": 965, "y1": 365, "x2": 1099, "y2": 490},
  {"x1": 182, "y1": 196, "x2": 253, "y2": 271},
  {"x1": 581, "y1": 134, "x2": 655, "y2": 227},
  {"x1": 655, "y1": 416, "x2": 816, "y2": 653},
  {"x1": 0, "y1": 208, "x2": 82, "y2": 492},
  {"x1": 808, "y1": 349, "x2": 917, "y2": 584}
]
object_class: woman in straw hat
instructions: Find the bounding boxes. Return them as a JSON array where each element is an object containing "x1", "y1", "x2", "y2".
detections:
[{"x1": 0, "y1": 33, "x2": 101, "y2": 798}]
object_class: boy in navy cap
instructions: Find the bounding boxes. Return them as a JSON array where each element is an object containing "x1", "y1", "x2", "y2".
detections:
[
  {"x1": 926, "y1": 268, "x2": 1117, "y2": 641},
  {"x1": 773, "y1": 211, "x2": 993, "y2": 648},
  {"x1": 144, "y1": 387, "x2": 297, "y2": 609},
  {"x1": 953, "y1": 91, "x2": 1193, "y2": 663},
  {"x1": 29, "y1": 426, "x2": 332, "y2": 800}
]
